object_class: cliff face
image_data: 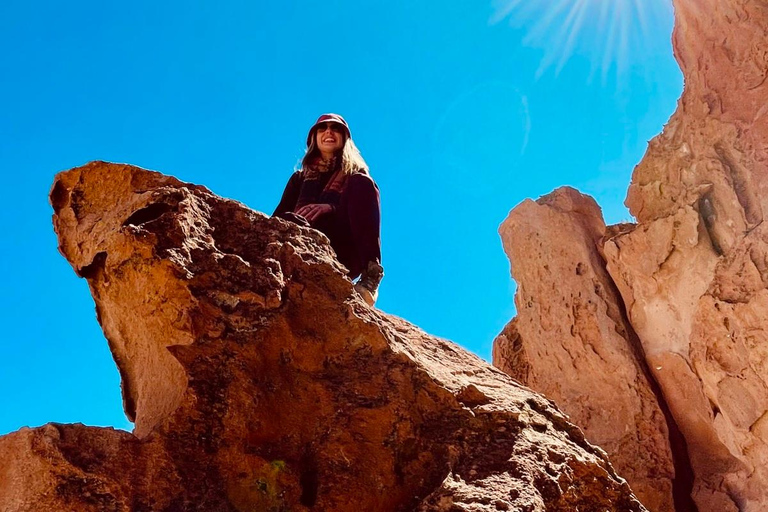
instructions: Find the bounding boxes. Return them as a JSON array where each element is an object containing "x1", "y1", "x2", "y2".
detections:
[
  {"x1": 626, "y1": 0, "x2": 768, "y2": 230},
  {"x1": 495, "y1": 0, "x2": 768, "y2": 510},
  {"x1": 605, "y1": 0, "x2": 768, "y2": 509},
  {"x1": 0, "y1": 162, "x2": 646, "y2": 512},
  {"x1": 494, "y1": 188, "x2": 678, "y2": 512}
]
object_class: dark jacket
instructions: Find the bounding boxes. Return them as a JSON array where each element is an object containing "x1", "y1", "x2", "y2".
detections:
[{"x1": 273, "y1": 170, "x2": 381, "y2": 279}]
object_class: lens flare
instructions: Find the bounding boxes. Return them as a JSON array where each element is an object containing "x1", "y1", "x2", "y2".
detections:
[{"x1": 491, "y1": 0, "x2": 673, "y2": 81}]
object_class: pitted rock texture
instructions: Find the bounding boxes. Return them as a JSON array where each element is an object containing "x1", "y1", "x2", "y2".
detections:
[
  {"x1": 493, "y1": 187, "x2": 677, "y2": 512},
  {"x1": 0, "y1": 162, "x2": 647, "y2": 512},
  {"x1": 604, "y1": 0, "x2": 768, "y2": 509},
  {"x1": 626, "y1": 0, "x2": 768, "y2": 233},
  {"x1": 495, "y1": 0, "x2": 768, "y2": 510},
  {"x1": 603, "y1": 217, "x2": 768, "y2": 512}
]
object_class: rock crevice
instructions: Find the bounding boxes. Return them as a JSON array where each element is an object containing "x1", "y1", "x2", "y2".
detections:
[
  {"x1": 493, "y1": 188, "x2": 683, "y2": 512},
  {"x1": 494, "y1": 0, "x2": 768, "y2": 510}
]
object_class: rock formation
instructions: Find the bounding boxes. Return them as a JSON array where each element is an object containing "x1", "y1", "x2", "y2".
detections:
[
  {"x1": 495, "y1": 0, "x2": 768, "y2": 510},
  {"x1": 494, "y1": 188, "x2": 680, "y2": 512},
  {"x1": 0, "y1": 162, "x2": 647, "y2": 512},
  {"x1": 604, "y1": 0, "x2": 768, "y2": 508}
]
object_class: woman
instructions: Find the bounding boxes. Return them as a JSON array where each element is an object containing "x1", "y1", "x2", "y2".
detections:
[{"x1": 273, "y1": 113, "x2": 383, "y2": 305}]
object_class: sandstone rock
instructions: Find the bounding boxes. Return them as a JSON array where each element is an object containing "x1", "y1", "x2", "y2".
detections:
[
  {"x1": 494, "y1": 187, "x2": 678, "y2": 512},
  {"x1": 626, "y1": 0, "x2": 768, "y2": 234},
  {"x1": 601, "y1": 0, "x2": 768, "y2": 509},
  {"x1": 0, "y1": 162, "x2": 647, "y2": 512},
  {"x1": 493, "y1": 0, "x2": 768, "y2": 509},
  {"x1": 603, "y1": 212, "x2": 768, "y2": 511}
]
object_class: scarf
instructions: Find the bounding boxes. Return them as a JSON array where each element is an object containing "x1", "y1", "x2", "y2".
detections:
[{"x1": 294, "y1": 156, "x2": 350, "y2": 210}]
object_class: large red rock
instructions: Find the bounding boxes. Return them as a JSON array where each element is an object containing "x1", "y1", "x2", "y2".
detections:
[
  {"x1": 602, "y1": 0, "x2": 768, "y2": 509},
  {"x1": 0, "y1": 162, "x2": 647, "y2": 512},
  {"x1": 494, "y1": 187, "x2": 678, "y2": 512}
]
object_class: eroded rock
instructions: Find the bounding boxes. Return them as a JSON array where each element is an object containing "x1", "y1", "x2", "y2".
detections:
[
  {"x1": 603, "y1": 0, "x2": 768, "y2": 509},
  {"x1": 603, "y1": 213, "x2": 768, "y2": 511},
  {"x1": 0, "y1": 162, "x2": 646, "y2": 512},
  {"x1": 495, "y1": 0, "x2": 768, "y2": 509},
  {"x1": 494, "y1": 187, "x2": 678, "y2": 511},
  {"x1": 626, "y1": 0, "x2": 768, "y2": 233}
]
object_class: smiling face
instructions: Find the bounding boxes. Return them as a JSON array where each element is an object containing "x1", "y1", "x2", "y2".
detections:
[{"x1": 315, "y1": 122, "x2": 346, "y2": 157}]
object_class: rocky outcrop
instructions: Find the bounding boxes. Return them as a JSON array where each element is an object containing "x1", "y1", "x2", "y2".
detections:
[
  {"x1": 603, "y1": 218, "x2": 768, "y2": 511},
  {"x1": 625, "y1": 0, "x2": 768, "y2": 231},
  {"x1": 0, "y1": 162, "x2": 647, "y2": 512},
  {"x1": 603, "y1": 0, "x2": 768, "y2": 509},
  {"x1": 494, "y1": 188, "x2": 679, "y2": 512},
  {"x1": 495, "y1": 0, "x2": 768, "y2": 510}
]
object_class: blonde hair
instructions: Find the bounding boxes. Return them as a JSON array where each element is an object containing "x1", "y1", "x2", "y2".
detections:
[{"x1": 301, "y1": 134, "x2": 369, "y2": 175}]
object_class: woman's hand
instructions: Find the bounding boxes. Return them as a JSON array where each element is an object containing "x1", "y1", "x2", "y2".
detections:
[{"x1": 295, "y1": 203, "x2": 333, "y2": 223}]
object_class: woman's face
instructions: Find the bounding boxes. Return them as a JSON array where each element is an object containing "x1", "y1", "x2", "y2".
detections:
[{"x1": 315, "y1": 122, "x2": 345, "y2": 155}]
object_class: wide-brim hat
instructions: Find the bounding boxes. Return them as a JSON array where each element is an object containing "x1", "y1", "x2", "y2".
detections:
[{"x1": 307, "y1": 113, "x2": 351, "y2": 146}]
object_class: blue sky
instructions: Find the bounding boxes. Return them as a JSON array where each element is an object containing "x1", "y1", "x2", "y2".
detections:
[{"x1": 0, "y1": 0, "x2": 681, "y2": 435}]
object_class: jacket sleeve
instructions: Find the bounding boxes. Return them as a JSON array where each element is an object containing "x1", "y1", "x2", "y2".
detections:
[
  {"x1": 272, "y1": 171, "x2": 303, "y2": 216},
  {"x1": 345, "y1": 173, "x2": 382, "y2": 269}
]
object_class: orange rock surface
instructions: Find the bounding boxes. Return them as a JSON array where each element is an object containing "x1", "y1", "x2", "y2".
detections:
[{"x1": 0, "y1": 162, "x2": 647, "y2": 512}]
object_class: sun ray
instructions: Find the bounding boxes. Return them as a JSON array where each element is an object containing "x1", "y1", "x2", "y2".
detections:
[
  {"x1": 600, "y1": 2, "x2": 621, "y2": 82},
  {"x1": 617, "y1": 4, "x2": 631, "y2": 81},
  {"x1": 529, "y1": 0, "x2": 584, "y2": 77},
  {"x1": 489, "y1": 0, "x2": 524, "y2": 25},
  {"x1": 633, "y1": 0, "x2": 650, "y2": 46},
  {"x1": 555, "y1": 0, "x2": 591, "y2": 75},
  {"x1": 587, "y1": 0, "x2": 613, "y2": 81},
  {"x1": 491, "y1": 0, "x2": 673, "y2": 81},
  {"x1": 523, "y1": 0, "x2": 574, "y2": 46}
]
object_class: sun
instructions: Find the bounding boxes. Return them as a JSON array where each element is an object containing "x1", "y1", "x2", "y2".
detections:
[{"x1": 490, "y1": 0, "x2": 674, "y2": 81}]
